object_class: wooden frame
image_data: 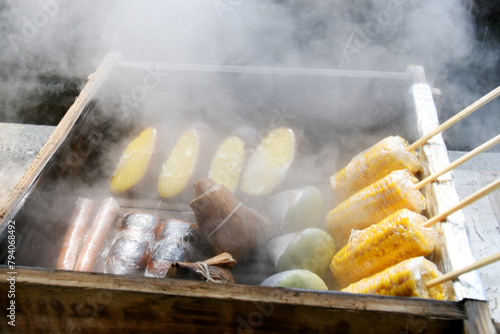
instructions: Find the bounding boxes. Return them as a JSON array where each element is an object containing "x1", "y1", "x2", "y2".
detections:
[{"x1": 0, "y1": 54, "x2": 495, "y2": 333}]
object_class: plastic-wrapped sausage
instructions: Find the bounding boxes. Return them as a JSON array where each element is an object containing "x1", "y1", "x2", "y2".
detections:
[
  {"x1": 145, "y1": 219, "x2": 198, "y2": 278},
  {"x1": 75, "y1": 197, "x2": 120, "y2": 272},
  {"x1": 57, "y1": 197, "x2": 95, "y2": 270},
  {"x1": 105, "y1": 212, "x2": 160, "y2": 275}
]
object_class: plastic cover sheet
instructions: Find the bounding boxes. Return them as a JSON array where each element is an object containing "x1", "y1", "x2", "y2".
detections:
[
  {"x1": 342, "y1": 256, "x2": 453, "y2": 300},
  {"x1": 330, "y1": 136, "x2": 420, "y2": 203},
  {"x1": 104, "y1": 212, "x2": 160, "y2": 275},
  {"x1": 327, "y1": 169, "x2": 427, "y2": 248},
  {"x1": 145, "y1": 219, "x2": 197, "y2": 278},
  {"x1": 331, "y1": 209, "x2": 438, "y2": 287}
]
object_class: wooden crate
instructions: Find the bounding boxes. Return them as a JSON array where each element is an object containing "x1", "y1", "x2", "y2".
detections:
[{"x1": 0, "y1": 54, "x2": 495, "y2": 333}]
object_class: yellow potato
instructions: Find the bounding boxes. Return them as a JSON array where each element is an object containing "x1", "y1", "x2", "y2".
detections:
[
  {"x1": 240, "y1": 127, "x2": 297, "y2": 196},
  {"x1": 158, "y1": 127, "x2": 202, "y2": 198},
  {"x1": 110, "y1": 127, "x2": 157, "y2": 194}
]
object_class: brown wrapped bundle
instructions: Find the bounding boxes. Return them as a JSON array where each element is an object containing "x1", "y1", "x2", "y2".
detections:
[
  {"x1": 105, "y1": 212, "x2": 160, "y2": 275},
  {"x1": 190, "y1": 178, "x2": 275, "y2": 259},
  {"x1": 145, "y1": 219, "x2": 198, "y2": 278},
  {"x1": 167, "y1": 252, "x2": 237, "y2": 284}
]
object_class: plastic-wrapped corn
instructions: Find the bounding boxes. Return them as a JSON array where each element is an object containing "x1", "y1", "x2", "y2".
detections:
[
  {"x1": 330, "y1": 209, "x2": 438, "y2": 288},
  {"x1": 330, "y1": 136, "x2": 420, "y2": 203},
  {"x1": 326, "y1": 169, "x2": 426, "y2": 249},
  {"x1": 341, "y1": 256, "x2": 453, "y2": 301}
]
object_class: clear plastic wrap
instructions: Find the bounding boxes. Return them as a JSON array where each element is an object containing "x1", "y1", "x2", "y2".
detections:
[
  {"x1": 260, "y1": 269, "x2": 328, "y2": 290},
  {"x1": 145, "y1": 219, "x2": 198, "y2": 278},
  {"x1": 265, "y1": 186, "x2": 324, "y2": 233},
  {"x1": 267, "y1": 228, "x2": 335, "y2": 278},
  {"x1": 330, "y1": 209, "x2": 438, "y2": 288},
  {"x1": 74, "y1": 197, "x2": 120, "y2": 272},
  {"x1": 157, "y1": 126, "x2": 202, "y2": 198},
  {"x1": 209, "y1": 136, "x2": 246, "y2": 193},
  {"x1": 330, "y1": 136, "x2": 420, "y2": 203},
  {"x1": 326, "y1": 169, "x2": 427, "y2": 249},
  {"x1": 240, "y1": 127, "x2": 297, "y2": 196},
  {"x1": 57, "y1": 197, "x2": 95, "y2": 270},
  {"x1": 104, "y1": 212, "x2": 160, "y2": 275},
  {"x1": 110, "y1": 127, "x2": 157, "y2": 194},
  {"x1": 342, "y1": 256, "x2": 454, "y2": 301}
]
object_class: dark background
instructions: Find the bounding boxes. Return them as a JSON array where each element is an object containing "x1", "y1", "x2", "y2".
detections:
[{"x1": 0, "y1": 1, "x2": 498, "y2": 152}]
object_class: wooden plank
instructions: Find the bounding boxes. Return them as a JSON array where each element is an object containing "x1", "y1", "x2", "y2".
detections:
[
  {"x1": 0, "y1": 267, "x2": 465, "y2": 333},
  {"x1": 118, "y1": 61, "x2": 413, "y2": 80},
  {"x1": 406, "y1": 79, "x2": 487, "y2": 303},
  {"x1": 463, "y1": 299, "x2": 497, "y2": 334},
  {"x1": 0, "y1": 53, "x2": 122, "y2": 224},
  {"x1": 453, "y1": 170, "x2": 500, "y2": 324}
]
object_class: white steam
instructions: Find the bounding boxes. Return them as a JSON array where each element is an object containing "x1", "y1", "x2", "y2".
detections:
[{"x1": 0, "y1": 0, "x2": 498, "y2": 142}]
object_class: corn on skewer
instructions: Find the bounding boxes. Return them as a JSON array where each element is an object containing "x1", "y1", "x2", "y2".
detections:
[
  {"x1": 331, "y1": 178, "x2": 500, "y2": 288},
  {"x1": 327, "y1": 136, "x2": 500, "y2": 249},
  {"x1": 330, "y1": 209, "x2": 436, "y2": 288},
  {"x1": 330, "y1": 136, "x2": 420, "y2": 203},
  {"x1": 326, "y1": 169, "x2": 426, "y2": 249},
  {"x1": 341, "y1": 256, "x2": 453, "y2": 300},
  {"x1": 342, "y1": 251, "x2": 500, "y2": 300},
  {"x1": 330, "y1": 86, "x2": 500, "y2": 202}
]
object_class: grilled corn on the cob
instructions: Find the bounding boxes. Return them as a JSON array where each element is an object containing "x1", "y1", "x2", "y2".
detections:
[
  {"x1": 341, "y1": 256, "x2": 453, "y2": 300},
  {"x1": 326, "y1": 169, "x2": 426, "y2": 249},
  {"x1": 330, "y1": 136, "x2": 420, "y2": 203},
  {"x1": 330, "y1": 209, "x2": 438, "y2": 287}
]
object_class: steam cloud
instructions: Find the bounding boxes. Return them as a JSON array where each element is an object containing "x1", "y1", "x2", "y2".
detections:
[
  {"x1": 1, "y1": 0, "x2": 498, "y2": 151},
  {"x1": 1, "y1": 0, "x2": 499, "y2": 295}
]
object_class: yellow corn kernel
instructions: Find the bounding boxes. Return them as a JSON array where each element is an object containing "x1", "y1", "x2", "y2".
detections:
[
  {"x1": 326, "y1": 169, "x2": 426, "y2": 249},
  {"x1": 341, "y1": 256, "x2": 453, "y2": 300},
  {"x1": 330, "y1": 136, "x2": 420, "y2": 203},
  {"x1": 330, "y1": 209, "x2": 438, "y2": 288}
]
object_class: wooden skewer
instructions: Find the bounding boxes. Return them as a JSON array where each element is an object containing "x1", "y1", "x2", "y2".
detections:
[
  {"x1": 154, "y1": 199, "x2": 162, "y2": 216},
  {"x1": 421, "y1": 178, "x2": 500, "y2": 228},
  {"x1": 406, "y1": 85, "x2": 500, "y2": 152},
  {"x1": 415, "y1": 133, "x2": 500, "y2": 190},
  {"x1": 426, "y1": 251, "x2": 500, "y2": 289}
]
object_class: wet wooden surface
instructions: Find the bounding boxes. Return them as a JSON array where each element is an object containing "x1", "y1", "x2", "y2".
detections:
[{"x1": 449, "y1": 151, "x2": 500, "y2": 325}]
